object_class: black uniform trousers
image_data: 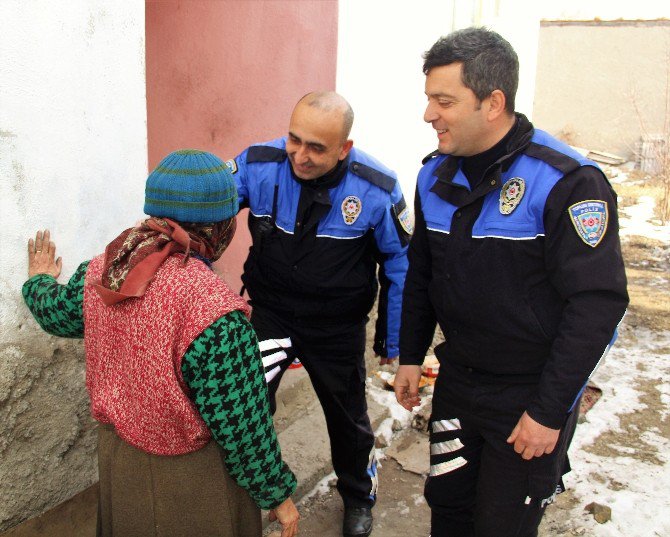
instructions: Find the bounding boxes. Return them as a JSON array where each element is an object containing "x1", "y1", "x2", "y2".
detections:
[
  {"x1": 426, "y1": 363, "x2": 579, "y2": 537},
  {"x1": 251, "y1": 304, "x2": 377, "y2": 508}
]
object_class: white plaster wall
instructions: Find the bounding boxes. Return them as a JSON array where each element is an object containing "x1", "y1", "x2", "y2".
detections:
[
  {"x1": 336, "y1": 0, "x2": 540, "y2": 207},
  {"x1": 0, "y1": 1, "x2": 146, "y2": 530}
]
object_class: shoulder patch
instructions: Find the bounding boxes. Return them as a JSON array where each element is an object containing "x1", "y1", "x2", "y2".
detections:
[
  {"x1": 568, "y1": 200, "x2": 608, "y2": 247},
  {"x1": 225, "y1": 159, "x2": 238, "y2": 174},
  {"x1": 246, "y1": 145, "x2": 287, "y2": 164},
  {"x1": 422, "y1": 150, "x2": 441, "y2": 165},
  {"x1": 349, "y1": 161, "x2": 395, "y2": 193},
  {"x1": 391, "y1": 196, "x2": 413, "y2": 246},
  {"x1": 525, "y1": 142, "x2": 581, "y2": 175}
]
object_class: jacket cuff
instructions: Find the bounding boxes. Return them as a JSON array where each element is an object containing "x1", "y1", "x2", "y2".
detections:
[
  {"x1": 525, "y1": 404, "x2": 571, "y2": 430},
  {"x1": 399, "y1": 355, "x2": 424, "y2": 367}
]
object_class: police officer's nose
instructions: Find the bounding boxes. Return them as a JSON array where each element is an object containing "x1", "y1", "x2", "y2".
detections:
[
  {"x1": 424, "y1": 103, "x2": 439, "y2": 124},
  {"x1": 295, "y1": 146, "x2": 309, "y2": 165}
]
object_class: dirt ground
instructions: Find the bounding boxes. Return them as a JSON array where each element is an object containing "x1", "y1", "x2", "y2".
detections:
[{"x1": 272, "y1": 184, "x2": 670, "y2": 536}]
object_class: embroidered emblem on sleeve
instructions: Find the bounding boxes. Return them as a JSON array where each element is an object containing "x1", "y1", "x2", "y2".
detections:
[
  {"x1": 569, "y1": 200, "x2": 608, "y2": 247},
  {"x1": 341, "y1": 195, "x2": 362, "y2": 225},
  {"x1": 225, "y1": 159, "x2": 238, "y2": 174},
  {"x1": 499, "y1": 177, "x2": 525, "y2": 215},
  {"x1": 397, "y1": 206, "x2": 414, "y2": 234}
]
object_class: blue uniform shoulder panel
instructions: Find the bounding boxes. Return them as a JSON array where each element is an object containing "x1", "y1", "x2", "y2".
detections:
[
  {"x1": 247, "y1": 144, "x2": 287, "y2": 164},
  {"x1": 349, "y1": 161, "x2": 395, "y2": 193},
  {"x1": 525, "y1": 130, "x2": 597, "y2": 175},
  {"x1": 347, "y1": 147, "x2": 398, "y2": 194}
]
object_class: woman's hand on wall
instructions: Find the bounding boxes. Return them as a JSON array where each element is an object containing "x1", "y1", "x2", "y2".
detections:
[{"x1": 28, "y1": 229, "x2": 62, "y2": 279}]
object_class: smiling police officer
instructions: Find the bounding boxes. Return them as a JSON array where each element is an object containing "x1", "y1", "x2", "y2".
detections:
[
  {"x1": 394, "y1": 28, "x2": 628, "y2": 537},
  {"x1": 227, "y1": 91, "x2": 411, "y2": 537}
]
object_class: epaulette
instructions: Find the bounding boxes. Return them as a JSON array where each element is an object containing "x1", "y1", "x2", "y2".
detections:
[
  {"x1": 349, "y1": 161, "x2": 395, "y2": 193},
  {"x1": 524, "y1": 142, "x2": 581, "y2": 175},
  {"x1": 422, "y1": 150, "x2": 441, "y2": 165},
  {"x1": 246, "y1": 145, "x2": 287, "y2": 164}
]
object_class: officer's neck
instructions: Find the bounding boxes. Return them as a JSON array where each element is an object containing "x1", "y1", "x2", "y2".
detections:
[
  {"x1": 461, "y1": 116, "x2": 519, "y2": 190},
  {"x1": 296, "y1": 157, "x2": 349, "y2": 189}
]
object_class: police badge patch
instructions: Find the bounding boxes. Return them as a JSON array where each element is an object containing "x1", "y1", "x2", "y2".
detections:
[
  {"x1": 397, "y1": 206, "x2": 414, "y2": 235},
  {"x1": 225, "y1": 159, "x2": 238, "y2": 174},
  {"x1": 499, "y1": 177, "x2": 525, "y2": 214},
  {"x1": 569, "y1": 200, "x2": 608, "y2": 247},
  {"x1": 341, "y1": 195, "x2": 362, "y2": 225}
]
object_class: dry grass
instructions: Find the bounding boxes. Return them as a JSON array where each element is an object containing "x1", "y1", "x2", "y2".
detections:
[{"x1": 610, "y1": 170, "x2": 669, "y2": 223}]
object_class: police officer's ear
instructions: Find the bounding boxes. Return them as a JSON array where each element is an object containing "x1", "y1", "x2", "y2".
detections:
[
  {"x1": 486, "y1": 89, "x2": 507, "y2": 122},
  {"x1": 339, "y1": 139, "x2": 354, "y2": 161}
]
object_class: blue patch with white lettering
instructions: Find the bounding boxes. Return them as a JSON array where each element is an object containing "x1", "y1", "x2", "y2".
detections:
[{"x1": 568, "y1": 200, "x2": 608, "y2": 247}]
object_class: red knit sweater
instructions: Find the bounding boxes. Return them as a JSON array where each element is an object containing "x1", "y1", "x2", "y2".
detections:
[{"x1": 83, "y1": 254, "x2": 249, "y2": 455}]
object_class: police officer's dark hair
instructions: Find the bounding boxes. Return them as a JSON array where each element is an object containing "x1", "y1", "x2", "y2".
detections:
[{"x1": 423, "y1": 27, "x2": 518, "y2": 114}]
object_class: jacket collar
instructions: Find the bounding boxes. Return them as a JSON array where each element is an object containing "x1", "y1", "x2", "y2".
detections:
[{"x1": 429, "y1": 113, "x2": 534, "y2": 208}]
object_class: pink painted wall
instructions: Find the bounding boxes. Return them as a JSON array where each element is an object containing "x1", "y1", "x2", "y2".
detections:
[{"x1": 146, "y1": 0, "x2": 338, "y2": 289}]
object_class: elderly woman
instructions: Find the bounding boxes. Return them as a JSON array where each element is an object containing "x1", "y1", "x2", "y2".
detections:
[{"x1": 22, "y1": 150, "x2": 299, "y2": 537}]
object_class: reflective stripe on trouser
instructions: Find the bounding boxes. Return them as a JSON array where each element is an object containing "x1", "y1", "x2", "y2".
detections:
[
  {"x1": 250, "y1": 304, "x2": 376, "y2": 508},
  {"x1": 258, "y1": 337, "x2": 293, "y2": 383},
  {"x1": 425, "y1": 375, "x2": 579, "y2": 537}
]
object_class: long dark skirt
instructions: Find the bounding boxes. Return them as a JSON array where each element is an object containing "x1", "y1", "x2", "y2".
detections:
[{"x1": 96, "y1": 423, "x2": 262, "y2": 537}]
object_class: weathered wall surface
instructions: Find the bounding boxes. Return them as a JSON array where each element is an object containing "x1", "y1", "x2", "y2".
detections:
[
  {"x1": 533, "y1": 20, "x2": 670, "y2": 160},
  {"x1": 0, "y1": 1, "x2": 147, "y2": 531}
]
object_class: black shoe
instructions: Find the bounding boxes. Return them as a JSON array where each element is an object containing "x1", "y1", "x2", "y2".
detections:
[{"x1": 343, "y1": 507, "x2": 373, "y2": 537}]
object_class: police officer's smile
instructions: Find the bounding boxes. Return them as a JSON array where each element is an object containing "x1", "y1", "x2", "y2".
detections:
[{"x1": 286, "y1": 99, "x2": 353, "y2": 180}]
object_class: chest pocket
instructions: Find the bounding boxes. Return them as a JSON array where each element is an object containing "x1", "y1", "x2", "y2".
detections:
[
  {"x1": 319, "y1": 193, "x2": 374, "y2": 238},
  {"x1": 473, "y1": 192, "x2": 543, "y2": 239}
]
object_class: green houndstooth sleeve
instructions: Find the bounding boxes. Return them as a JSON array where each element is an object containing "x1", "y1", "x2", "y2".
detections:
[
  {"x1": 181, "y1": 309, "x2": 297, "y2": 510},
  {"x1": 22, "y1": 261, "x2": 89, "y2": 338}
]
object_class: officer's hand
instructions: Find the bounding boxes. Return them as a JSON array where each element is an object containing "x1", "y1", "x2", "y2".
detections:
[
  {"x1": 393, "y1": 365, "x2": 422, "y2": 411},
  {"x1": 506, "y1": 411, "x2": 560, "y2": 460},
  {"x1": 268, "y1": 497, "x2": 299, "y2": 537},
  {"x1": 379, "y1": 356, "x2": 398, "y2": 366}
]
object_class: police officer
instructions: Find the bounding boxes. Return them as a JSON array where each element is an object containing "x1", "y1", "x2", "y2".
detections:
[
  {"x1": 394, "y1": 28, "x2": 628, "y2": 537},
  {"x1": 227, "y1": 91, "x2": 411, "y2": 537}
]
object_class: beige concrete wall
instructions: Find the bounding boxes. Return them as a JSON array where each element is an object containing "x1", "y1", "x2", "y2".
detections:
[{"x1": 533, "y1": 20, "x2": 670, "y2": 160}]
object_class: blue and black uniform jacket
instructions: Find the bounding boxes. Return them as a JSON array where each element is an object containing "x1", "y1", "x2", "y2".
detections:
[
  {"x1": 230, "y1": 137, "x2": 410, "y2": 358},
  {"x1": 400, "y1": 114, "x2": 628, "y2": 428}
]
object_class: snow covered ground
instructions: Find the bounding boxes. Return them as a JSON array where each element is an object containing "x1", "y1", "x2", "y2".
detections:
[{"x1": 551, "y1": 192, "x2": 670, "y2": 536}]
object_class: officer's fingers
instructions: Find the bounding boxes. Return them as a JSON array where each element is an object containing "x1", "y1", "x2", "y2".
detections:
[
  {"x1": 521, "y1": 446, "x2": 535, "y2": 460},
  {"x1": 393, "y1": 384, "x2": 408, "y2": 405},
  {"x1": 506, "y1": 423, "x2": 520, "y2": 444}
]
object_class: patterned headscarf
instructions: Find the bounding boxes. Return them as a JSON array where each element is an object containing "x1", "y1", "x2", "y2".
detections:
[{"x1": 91, "y1": 216, "x2": 236, "y2": 305}]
